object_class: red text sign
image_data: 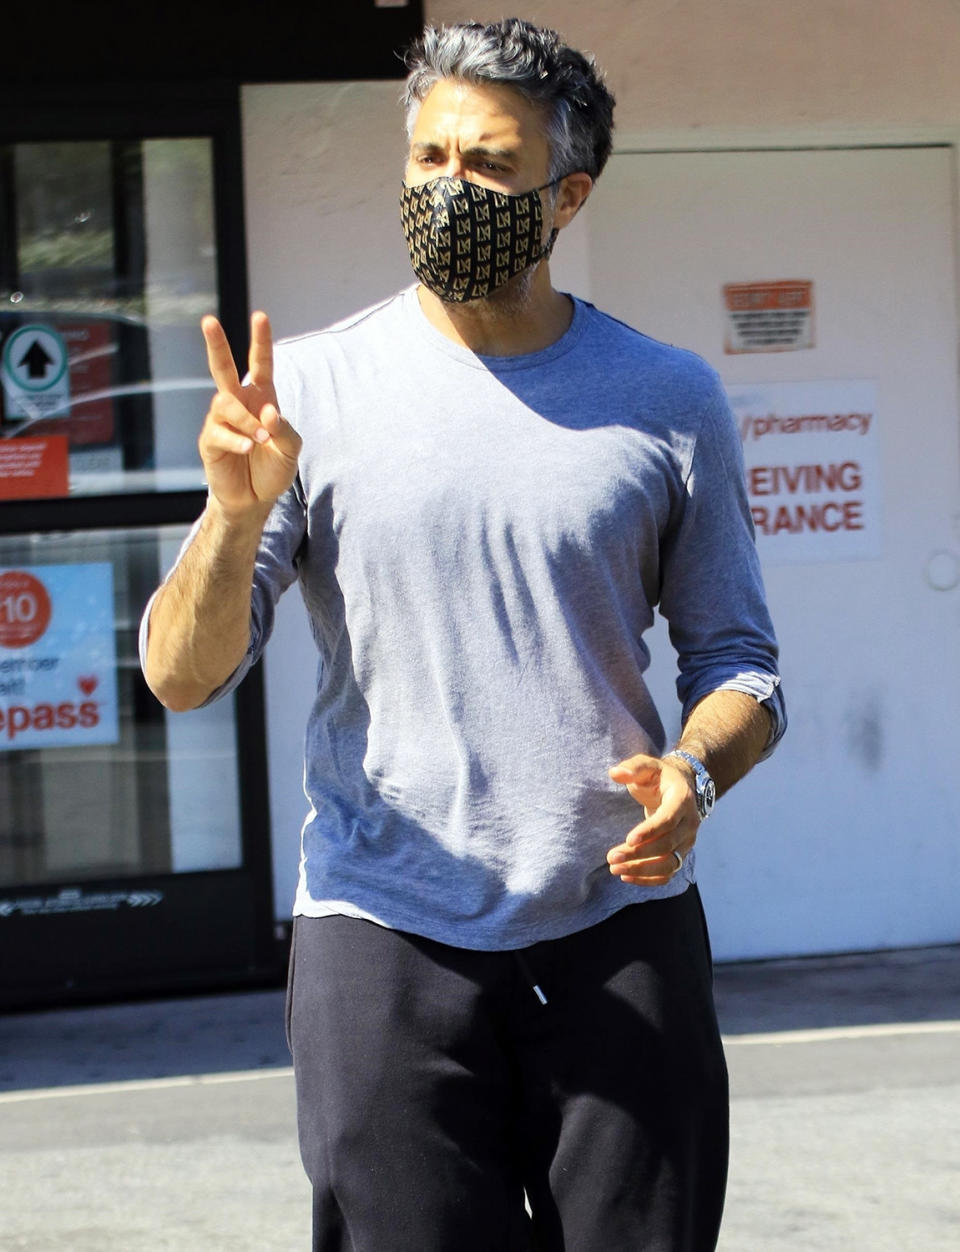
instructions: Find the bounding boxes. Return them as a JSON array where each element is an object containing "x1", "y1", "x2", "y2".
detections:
[{"x1": 0, "y1": 436, "x2": 69, "y2": 499}]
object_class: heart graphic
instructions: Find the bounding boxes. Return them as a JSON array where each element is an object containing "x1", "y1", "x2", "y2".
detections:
[{"x1": 78, "y1": 676, "x2": 99, "y2": 695}]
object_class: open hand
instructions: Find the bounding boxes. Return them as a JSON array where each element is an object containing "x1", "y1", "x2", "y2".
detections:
[{"x1": 606, "y1": 753, "x2": 700, "y2": 885}]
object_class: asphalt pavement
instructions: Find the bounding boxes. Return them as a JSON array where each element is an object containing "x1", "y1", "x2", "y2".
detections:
[{"x1": 1, "y1": 943, "x2": 958, "y2": 1250}]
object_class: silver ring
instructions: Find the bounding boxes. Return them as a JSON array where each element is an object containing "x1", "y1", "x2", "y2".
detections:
[{"x1": 672, "y1": 849, "x2": 684, "y2": 872}]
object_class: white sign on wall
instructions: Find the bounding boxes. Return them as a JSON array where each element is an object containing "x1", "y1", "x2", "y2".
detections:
[
  {"x1": 728, "y1": 379, "x2": 882, "y2": 564},
  {"x1": 0, "y1": 563, "x2": 119, "y2": 750}
]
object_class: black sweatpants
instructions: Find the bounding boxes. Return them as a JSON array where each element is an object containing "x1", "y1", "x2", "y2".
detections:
[{"x1": 287, "y1": 888, "x2": 728, "y2": 1252}]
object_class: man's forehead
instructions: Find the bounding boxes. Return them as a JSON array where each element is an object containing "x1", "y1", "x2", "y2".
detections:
[{"x1": 410, "y1": 78, "x2": 548, "y2": 147}]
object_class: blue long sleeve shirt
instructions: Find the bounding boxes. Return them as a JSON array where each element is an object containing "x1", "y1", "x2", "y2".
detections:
[{"x1": 144, "y1": 287, "x2": 785, "y2": 948}]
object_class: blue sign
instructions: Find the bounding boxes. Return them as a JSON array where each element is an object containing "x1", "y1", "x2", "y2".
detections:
[{"x1": 0, "y1": 563, "x2": 119, "y2": 750}]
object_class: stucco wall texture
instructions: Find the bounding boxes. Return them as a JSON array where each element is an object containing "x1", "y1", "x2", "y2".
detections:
[{"x1": 427, "y1": 1, "x2": 960, "y2": 131}]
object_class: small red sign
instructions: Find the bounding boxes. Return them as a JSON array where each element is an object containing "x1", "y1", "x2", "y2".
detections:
[
  {"x1": 0, "y1": 570, "x2": 53, "y2": 649},
  {"x1": 0, "y1": 435, "x2": 69, "y2": 499},
  {"x1": 723, "y1": 280, "x2": 814, "y2": 354}
]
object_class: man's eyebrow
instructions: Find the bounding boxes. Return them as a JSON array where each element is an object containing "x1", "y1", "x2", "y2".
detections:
[
  {"x1": 409, "y1": 140, "x2": 518, "y2": 162},
  {"x1": 461, "y1": 144, "x2": 517, "y2": 162}
]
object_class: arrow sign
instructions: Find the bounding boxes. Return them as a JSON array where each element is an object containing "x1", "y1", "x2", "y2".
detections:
[
  {"x1": 1, "y1": 324, "x2": 70, "y2": 421},
  {"x1": 17, "y1": 339, "x2": 55, "y2": 380}
]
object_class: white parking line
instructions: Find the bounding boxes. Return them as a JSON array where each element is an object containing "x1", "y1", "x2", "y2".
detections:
[
  {"x1": 1, "y1": 1020, "x2": 957, "y2": 1104},
  {"x1": 723, "y1": 1020, "x2": 960, "y2": 1046},
  {"x1": 0, "y1": 1066, "x2": 294, "y2": 1105}
]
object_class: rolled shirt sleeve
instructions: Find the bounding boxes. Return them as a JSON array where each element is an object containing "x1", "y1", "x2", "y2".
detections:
[{"x1": 658, "y1": 376, "x2": 786, "y2": 756}]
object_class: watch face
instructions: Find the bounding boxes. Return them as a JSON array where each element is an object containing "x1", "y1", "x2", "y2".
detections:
[{"x1": 701, "y1": 778, "x2": 717, "y2": 817}]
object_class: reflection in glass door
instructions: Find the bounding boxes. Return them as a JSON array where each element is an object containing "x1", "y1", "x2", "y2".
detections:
[
  {"x1": 0, "y1": 526, "x2": 242, "y2": 890},
  {"x1": 1, "y1": 138, "x2": 218, "y2": 497}
]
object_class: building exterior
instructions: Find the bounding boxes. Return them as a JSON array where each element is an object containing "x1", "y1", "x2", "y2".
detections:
[{"x1": 2, "y1": 0, "x2": 958, "y2": 1004}]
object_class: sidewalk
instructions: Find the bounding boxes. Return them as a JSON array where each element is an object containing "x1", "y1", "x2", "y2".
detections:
[
  {"x1": 1, "y1": 944, "x2": 958, "y2": 1249},
  {"x1": 718, "y1": 943, "x2": 960, "y2": 1251}
]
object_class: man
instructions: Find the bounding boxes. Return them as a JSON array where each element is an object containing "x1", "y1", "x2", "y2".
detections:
[{"x1": 142, "y1": 17, "x2": 785, "y2": 1252}]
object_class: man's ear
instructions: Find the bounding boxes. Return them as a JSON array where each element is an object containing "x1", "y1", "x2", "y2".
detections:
[{"x1": 554, "y1": 172, "x2": 594, "y2": 230}]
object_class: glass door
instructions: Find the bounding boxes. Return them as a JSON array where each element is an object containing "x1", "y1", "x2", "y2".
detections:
[{"x1": 0, "y1": 93, "x2": 276, "y2": 1006}]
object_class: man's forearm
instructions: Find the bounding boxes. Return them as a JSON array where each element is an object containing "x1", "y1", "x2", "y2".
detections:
[
  {"x1": 143, "y1": 499, "x2": 270, "y2": 711},
  {"x1": 674, "y1": 689, "x2": 773, "y2": 797}
]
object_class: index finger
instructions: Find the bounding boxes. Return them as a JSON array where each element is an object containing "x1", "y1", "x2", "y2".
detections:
[
  {"x1": 248, "y1": 310, "x2": 274, "y2": 389},
  {"x1": 609, "y1": 753, "x2": 661, "y2": 781},
  {"x1": 202, "y1": 316, "x2": 242, "y2": 396}
]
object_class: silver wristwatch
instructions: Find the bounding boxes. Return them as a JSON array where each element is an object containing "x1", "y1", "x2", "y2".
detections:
[{"x1": 664, "y1": 750, "x2": 716, "y2": 821}]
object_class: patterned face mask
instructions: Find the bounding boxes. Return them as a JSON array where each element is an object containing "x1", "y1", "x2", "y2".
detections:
[{"x1": 400, "y1": 176, "x2": 561, "y2": 303}]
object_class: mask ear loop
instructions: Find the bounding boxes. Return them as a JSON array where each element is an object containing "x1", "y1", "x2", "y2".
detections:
[
  {"x1": 537, "y1": 173, "x2": 572, "y2": 192},
  {"x1": 539, "y1": 227, "x2": 560, "y2": 259},
  {"x1": 534, "y1": 173, "x2": 572, "y2": 261}
]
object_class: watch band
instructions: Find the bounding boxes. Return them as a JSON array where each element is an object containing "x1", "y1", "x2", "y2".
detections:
[{"x1": 664, "y1": 749, "x2": 716, "y2": 820}]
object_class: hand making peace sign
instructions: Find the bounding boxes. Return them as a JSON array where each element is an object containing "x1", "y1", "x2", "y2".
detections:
[{"x1": 199, "y1": 311, "x2": 302, "y2": 517}]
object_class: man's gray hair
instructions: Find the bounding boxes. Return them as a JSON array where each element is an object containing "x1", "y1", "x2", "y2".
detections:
[{"x1": 402, "y1": 18, "x2": 616, "y2": 183}]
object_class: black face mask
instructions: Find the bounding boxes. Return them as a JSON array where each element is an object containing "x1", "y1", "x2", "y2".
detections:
[{"x1": 400, "y1": 176, "x2": 561, "y2": 303}]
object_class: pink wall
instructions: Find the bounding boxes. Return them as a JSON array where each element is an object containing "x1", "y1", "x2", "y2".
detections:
[{"x1": 427, "y1": 1, "x2": 960, "y2": 131}]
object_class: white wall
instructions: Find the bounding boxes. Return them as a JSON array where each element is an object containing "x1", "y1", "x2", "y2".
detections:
[
  {"x1": 588, "y1": 146, "x2": 960, "y2": 959},
  {"x1": 242, "y1": 82, "x2": 414, "y2": 339}
]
